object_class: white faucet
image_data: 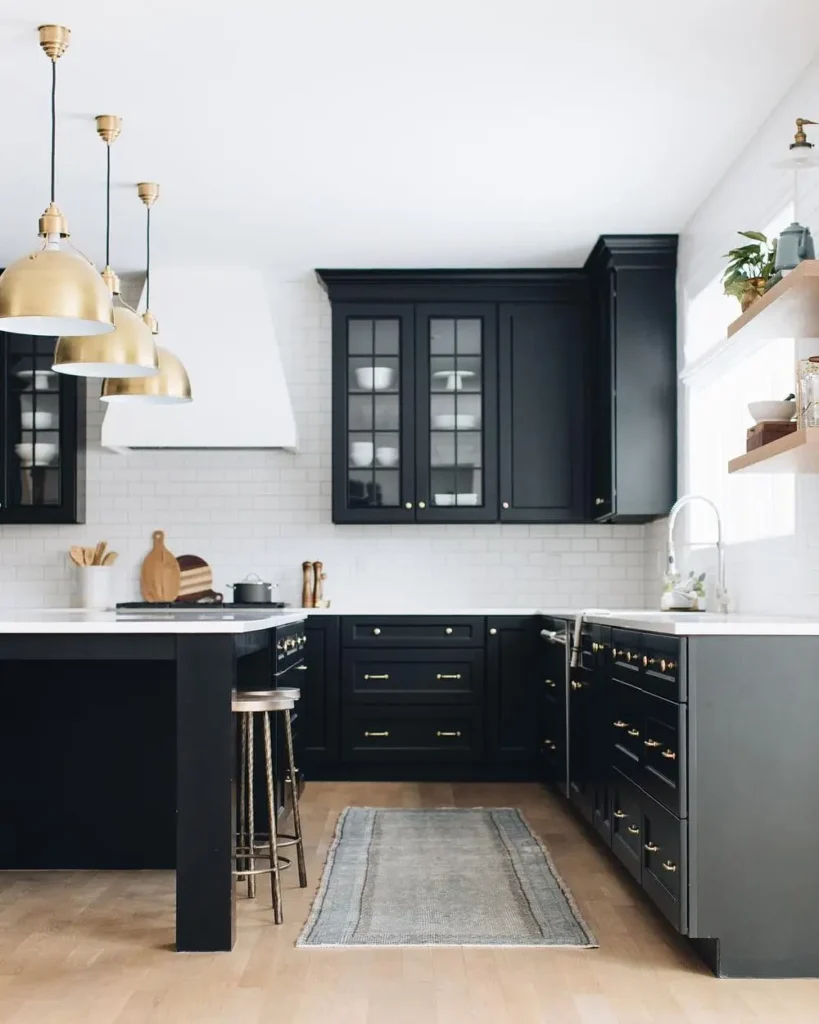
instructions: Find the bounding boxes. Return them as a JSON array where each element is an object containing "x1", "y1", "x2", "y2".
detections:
[{"x1": 666, "y1": 494, "x2": 730, "y2": 613}]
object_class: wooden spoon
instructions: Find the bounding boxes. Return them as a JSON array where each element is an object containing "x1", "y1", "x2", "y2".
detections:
[
  {"x1": 102, "y1": 551, "x2": 118, "y2": 566},
  {"x1": 84, "y1": 547, "x2": 96, "y2": 566},
  {"x1": 94, "y1": 541, "x2": 107, "y2": 565},
  {"x1": 69, "y1": 546, "x2": 85, "y2": 567}
]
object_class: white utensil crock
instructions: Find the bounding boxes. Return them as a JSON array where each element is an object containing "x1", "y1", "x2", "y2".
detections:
[{"x1": 78, "y1": 566, "x2": 113, "y2": 610}]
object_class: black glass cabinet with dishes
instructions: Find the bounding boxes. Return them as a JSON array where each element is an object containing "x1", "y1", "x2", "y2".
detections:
[
  {"x1": 318, "y1": 269, "x2": 589, "y2": 524},
  {"x1": 0, "y1": 329, "x2": 85, "y2": 524}
]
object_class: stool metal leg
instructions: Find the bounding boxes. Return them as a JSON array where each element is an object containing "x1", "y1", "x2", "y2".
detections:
[
  {"x1": 237, "y1": 711, "x2": 248, "y2": 881},
  {"x1": 283, "y1": 708, "x2": 308, "y2": 888},
  {"x1": 246, "y1": 712, "x2": 256, "y2": 899},
  {"x1": 262, "y1": 711, "x2": 283, "y2": 924}
]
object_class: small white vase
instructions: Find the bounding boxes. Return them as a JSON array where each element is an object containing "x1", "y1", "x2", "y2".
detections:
[{"x1": 77, "y1": 566, "x2": 114, "y2": 610}]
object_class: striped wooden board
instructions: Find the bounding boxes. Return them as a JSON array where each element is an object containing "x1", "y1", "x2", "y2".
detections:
[{"x1": 175, "y1": 555, "x2": 222, "y2": 603}]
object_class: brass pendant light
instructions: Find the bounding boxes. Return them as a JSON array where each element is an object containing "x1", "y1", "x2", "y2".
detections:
[
  {"x1": 54, "y1": 116, "x2": 159, "y2": 377},
  {"x1": 101, "y1": 182, "x2": 192, "y2": 404},
  {"x1": 0, "y1": 26, "x2": 114, "y2": 337}
]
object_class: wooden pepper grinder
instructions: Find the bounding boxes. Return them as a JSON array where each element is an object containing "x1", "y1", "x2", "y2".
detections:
[
  {"x1": 312, "y1": 561, "x2": 324, "y2": 608},
  {"x1": 301, "y1": 561, "x2": 315, "y2": 608}
]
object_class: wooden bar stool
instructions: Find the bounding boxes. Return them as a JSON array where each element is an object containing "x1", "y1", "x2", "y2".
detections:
[{"x1": 233, "y1": 690, "x2": 307, "y2": 924}]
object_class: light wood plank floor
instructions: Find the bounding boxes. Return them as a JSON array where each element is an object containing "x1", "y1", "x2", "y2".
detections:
[{"x1": 1, "y1": 782, "x2": 818, "y2": 1023}]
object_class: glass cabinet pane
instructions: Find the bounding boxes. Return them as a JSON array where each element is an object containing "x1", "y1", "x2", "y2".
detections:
[
  {"x1": 427, "y1": 318, "x2": 484, "y2": 508},
  {"x1": 346, "y1": 318, "x2": 402, "y2": 509},
  {"x1": 5, "y1": 335, "x2": 61, "y2": 508}
]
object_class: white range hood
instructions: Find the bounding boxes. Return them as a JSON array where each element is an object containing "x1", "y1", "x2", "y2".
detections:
[{"x1": 101, "y1": 266, "x2": 297, "y2": 449}]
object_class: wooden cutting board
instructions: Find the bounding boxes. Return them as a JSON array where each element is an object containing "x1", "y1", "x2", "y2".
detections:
[
  {"x1": 176, "y1": 554, "x2": 222, "y2": 603},
  {"x1": 140, "y1": 530, "x2": 181, "y2": 603}
]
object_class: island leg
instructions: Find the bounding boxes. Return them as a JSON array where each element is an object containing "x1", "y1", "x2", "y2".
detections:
[{"x1": 176, "y1": 634, "x2": 236, "y2": 952}]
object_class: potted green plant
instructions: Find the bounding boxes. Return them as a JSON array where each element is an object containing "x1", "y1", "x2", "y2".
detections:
[{"x1": 722, "y1": 231, "x2": 778, "y2": 312}]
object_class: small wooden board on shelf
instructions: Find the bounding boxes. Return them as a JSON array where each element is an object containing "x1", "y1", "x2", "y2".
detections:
[
  {"x1": 728, "y1": 426, "x2": 819, "y2": 473},
  {"x1": 727, "y1": 260, "x2": 819, "y2": 342}
]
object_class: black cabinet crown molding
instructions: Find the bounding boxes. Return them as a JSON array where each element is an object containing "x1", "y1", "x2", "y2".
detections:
[
  {"x1": 316, "y1": 268, "x2": 589, "y2": 303},
  {"x1": 584, "y1": 234, "x2": 678, "y2": 272}
]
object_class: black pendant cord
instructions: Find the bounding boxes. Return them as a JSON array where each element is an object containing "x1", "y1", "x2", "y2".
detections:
[
  {"x1": 145, "y1": 206, "x2": 151, "y2": 310},
  {"x1": 105, "y1": 143, "x2": 111, "y2": 267},
  {"x1": 50, "y1": 59, "x2": 57, "y2": 204}
]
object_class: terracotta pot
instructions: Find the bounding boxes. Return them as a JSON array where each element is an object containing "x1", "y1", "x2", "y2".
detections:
[{"x1": 740, "y1": 277, "x2": 766, "y2": 312}]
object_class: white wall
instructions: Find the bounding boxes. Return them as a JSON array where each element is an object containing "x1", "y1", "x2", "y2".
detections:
[
  {"x1": 648, "y1": 58, "x2": 819, "y2": 615},
  {"x1": 0, "y1": 275, "x2": 649, "y2": 610}
]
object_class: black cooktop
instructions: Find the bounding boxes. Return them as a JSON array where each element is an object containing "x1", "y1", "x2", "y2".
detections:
[{"x1": 116, "y1": 601, "x2": 289, "y2": 610}]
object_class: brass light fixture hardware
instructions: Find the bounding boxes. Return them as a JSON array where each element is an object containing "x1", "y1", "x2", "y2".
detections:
[
  {"x1": 644, "y1": 842, "x2": 660, "y2": 853},
  {"x1": 613, "y1": 809, "x2": 626, "y2": 819},
  {"x1": 792, "y1": 117, "x2": 818, "y2": 149},
  {"x1": 101, "y1": 181, "x2": 193, "y2": 402},
  {"x1": 662, "y1": 860, "x2": 678, "y2": 873},
  {"x1": 436, "y1": 673, "x2": 462, "y2": 680},
  {"x1": 363, "y1": 674, "x2": 389, "y2": 680},
  {"x1": 364, "y1": 731, "x2": 389, "y2": 738},
  {"x1": 661, "y1": 749, "x2": 677, "y2": 760},
  {"x1": 627, "y1": 824, "x2": 640, "y2": 835},
  {"x1": 0, "y1": 26, "x2": 114, "y2": 338},
  {"x1": 436, "y1": 730, "x2": 461, "y2": 738},
  {"x1": 56, "y1": 116, "x2": 158, "y2": 377},
  {"x1": 644, "y1": 738, "x2": 662, "y2": 748},
  {"x1": 627, "y1": 728, "x2": 640, "y2": 737}
]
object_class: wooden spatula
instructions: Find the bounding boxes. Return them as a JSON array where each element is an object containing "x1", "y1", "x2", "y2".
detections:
[
  {"x1": 69, "y1": 546, "x2": 85, "y2": 567},
  {"x1": 140, "y1": 530, "x2": 181, "y2": 602}
]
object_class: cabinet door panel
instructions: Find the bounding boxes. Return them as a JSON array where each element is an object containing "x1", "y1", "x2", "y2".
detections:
[
  {"x1": 611, "y1": 768, "x2": 643, "y2": 883},
  {"x1": 590, "y1": 270, "x2": 615, "y2": 518},
  {"x1": 486, "y1": 617, "x2": 538, "y2": 762},
  {"x1": 498, "y1": 302, "x2": 586, "y2": 522},
  {"x1": 300, "y1": 617, "x2": 340, "y2": 769},
  {"x1": 332, "y1": 304, "x2": 415, "y2": 523},
  {"x1": 415, "y1": 304, "x2": 498, "y2": 522}
]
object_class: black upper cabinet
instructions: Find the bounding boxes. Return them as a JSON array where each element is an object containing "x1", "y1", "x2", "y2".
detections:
[
  {"x1": 0, "y1": 331, "x2": 85, "y2": 524},
  {"x1": 585, "y1": 236, "x2": 678, "y2": 523},
  {"x1": 318, "y1": 270, "x2": 589, "y2": 524}
]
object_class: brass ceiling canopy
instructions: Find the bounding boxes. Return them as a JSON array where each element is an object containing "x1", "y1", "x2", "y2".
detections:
[
  {"x1": 792, "y1": 117, "x2": 818, "y2": 149},
  {"x1": 54, "y1": 113, "x2": 158, "y2": 377},
  {"x1": 101, "y1": 182, "x2": 192, "y2": 404},
  {"x1": 0, "y1": 25, "x2": 114, "y2": 337}
]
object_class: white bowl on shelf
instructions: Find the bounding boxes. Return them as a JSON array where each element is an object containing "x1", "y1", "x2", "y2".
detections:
[
  {"x1": 748, "y1": 400, "x2": 795, "y2": 423},
  {"x1": 21, "y1": 411, "x2": 55, "y2": 430},
  {"x1": 456, "y1": 492, "x2": 479, "y2": 506},
  {"x1": 375, "y1": 446, "x2": 399, "y2": 467},
  {"x1": 433, "y1": 369, "x2": 476, "y2": 391},
  {"x1": 16, "y1": 369, "x2": 55, "y2": 391},
  {"x1": 355, "y1": 366, "x2": 394, "y2": 391},
  {"x1": 350, "y1": 441, "x2": 374, "y2": 467},
  {"x1": 432, "y1": 413, "x2": 478, "y2": 430},
  {"x1": 434, "y1": 493, "x2": 456, "y2": 506},
  {"x1": 14, "y1": 442, "x2": 58, "y2": 467}
]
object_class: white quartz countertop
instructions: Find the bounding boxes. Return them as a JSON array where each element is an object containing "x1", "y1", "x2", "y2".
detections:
[{"x1": 0, "y1": 609, "x2": 306, "y2": 634}]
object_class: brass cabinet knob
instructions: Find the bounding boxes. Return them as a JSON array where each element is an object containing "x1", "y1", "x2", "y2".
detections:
[
  {"x1": 545, "y1": 678, "x2": 556, "y2": 687},
  {"x1": 571, "y1": 679, "x2": 582, "y2": 690},
  {"x1": 627, "y1": 728, "x2": 640, "y2": 737},
  {"x1": 613, "y1": 809, "x2": 626, "y2": 819},
  {"x1": 613, "y1": 720, "x2": 628, "y2": 728},
  {"x1": 502, "y1": 501, "x2": 510, "y2": 509},
  {"x1": 445, "y1": 627, "x2": 453, "y2": 635},
  {"x1": 644, "y1": 738, "x2": 661, "y2": 748},
  {"x1": 418, "y1": 501, "x2": 426, "y2": 509},
  {"x1": 627, "y1": 824, "x2": 640, "y2": 835},
  {"x1": 644, "y1": 842, "x2": 660, "y2": 853},
  {"x1": 405, "y1": 502, "x2": 413, "y2": 509},
  {"x1": 662, "y1": 860, "x2": 678, "y2": 873},
  {"x1": 595, "y1": 497, "x2": 605, "y2": 506},
  {"x1": 489, "y1": 628, "x2": 497, "y2": 635},
  {"x1": 661, "y1": 748, "x2": 677, "y2": 760},
  {"x1": 372, "y1": 627, "x2": 381, "y2": 636},
  {"x1": 642, "y1": 655, "x2": 648, "y2": 667}
]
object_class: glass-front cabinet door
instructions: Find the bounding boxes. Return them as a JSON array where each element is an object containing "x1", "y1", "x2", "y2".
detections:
[
  {"x1": 415, "y1": 304, "x2": 498, "y2": 521},
  {"x1": 0, "y1": 332, "x2": 85, "y2": 523},
  {"x1": 332, "y1": 304, "x2": 415, "y2": 522}
]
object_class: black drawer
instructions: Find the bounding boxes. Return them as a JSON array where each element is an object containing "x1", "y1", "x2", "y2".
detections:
[
  {"x1": 343, "y1": 616, "x2": 483, "y2": 648},
  {"x1": 611, "y1": 680, "x2": 686, "y2": 817},
  {"x1": 610, "y1": 768, "x2": 643, "y2": 883},
  {"x1": 611, "y1": 628, "x2": 643, "y2": 682},
  {"x1": 342, "y1": 648, "x2": 483, "y2": 704},
  {"x1": 642, "y1": 632, "x2": 685, "y2": 701},
  {"x1": 641, "y1": 789, "x2": 687, "y2": 934},
  {"x1": 341, "y1": 706, "x2": 483, "y2": 762}
]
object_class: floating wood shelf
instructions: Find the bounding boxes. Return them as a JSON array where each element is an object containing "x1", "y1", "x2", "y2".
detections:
[
  {"x1": 727, "y1": 260, "x2": 819, "y2": 341},
  {"x1": 728, "y1": 427, "x2": 819, "y2": 473}
]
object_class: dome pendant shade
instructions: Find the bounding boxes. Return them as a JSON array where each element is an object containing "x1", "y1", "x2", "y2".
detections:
[
  {"x1": 101, "y1": 345, "x2": 192, "y2": 404},
  {"x1": 54, "y1": 300, "x2": 158, "y2": 377},
  {"x1": 0, "y1": 245, "x2": 115, "y2": 336}
]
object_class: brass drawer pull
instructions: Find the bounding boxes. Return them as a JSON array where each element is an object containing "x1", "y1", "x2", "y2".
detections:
[
  {"x1": 364, "y1": 730, "x2": 389, "y2": 738},
  {"x1": 627, "y1": 824, "x2": 640, "y2": 835},
  {"x1": 661, "y1": 749, "x2": 677, "y2": 760},
  {"x1": 545, "y1": 678, "x2": 556, "y2": 687},
  {"x1": 436, "y1": 673, "x2": 462, "y2": 680},
  {"x1": 613, "y1": 809, "x2": 626, "y2": 819},
  {"x1": 644, "y1": 738, "x2": 661, "y2": 748},
  {"x1": 445, "y1": 627, "x2": 453, "y2": 635},
  {"x1": 436, "y1": 730, "x2": 462, "y2": 738},
  {"x1": 662, "y1": 860, "x2": 678, "y2": 873},
  {"x1": 364, "y1": 673, "x2": 390, "y2": 680},
  {"x1": 613, "y1": 720, "x2": 628, "y2": 728},
  {"x1": 627, "y1": 728, "x2": 640, "y2": 737},
  {"x1": 659, "y1": 658, "x2": 676, "y2": 673},
  {"x1": 644, "y1": 841, "x2": 660, "y2": 853}
]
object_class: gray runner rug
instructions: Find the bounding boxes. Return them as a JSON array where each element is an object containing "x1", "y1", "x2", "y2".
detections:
[{"x1": 298, "y1": 807, "x2": 597, "y2": 947}]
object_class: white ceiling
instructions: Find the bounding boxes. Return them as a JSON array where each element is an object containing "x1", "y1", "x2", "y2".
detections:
[{"x1": 1, "y1": 0, "x2": 818, "y2": 273}]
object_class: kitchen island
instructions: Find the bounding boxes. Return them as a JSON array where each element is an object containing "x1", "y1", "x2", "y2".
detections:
[{"x1": 0, "y1": 608, "x2": 305, "y2": 954}]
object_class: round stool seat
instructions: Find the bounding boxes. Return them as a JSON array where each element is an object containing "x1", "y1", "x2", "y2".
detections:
[
  {"x1": 236, "y1": 687, "x2": 301, "y2": 701},
  {"x1": 232, "y1": 693, "x2": 295, "y2": 714}
]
